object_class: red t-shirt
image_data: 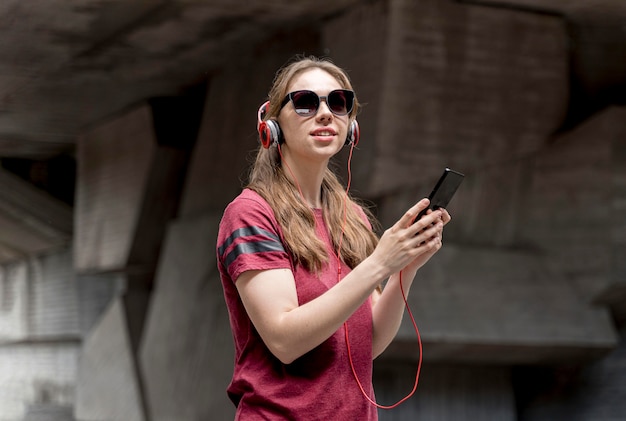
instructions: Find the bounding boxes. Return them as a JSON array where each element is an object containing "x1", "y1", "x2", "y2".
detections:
[{"x1": 217, "y1": 189, "x2": 378, "y2": 420}]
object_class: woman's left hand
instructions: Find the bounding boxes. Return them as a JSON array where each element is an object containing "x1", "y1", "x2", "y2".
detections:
[{"x1": 402, "y1": 207, "x2": 451, "y2": 274}]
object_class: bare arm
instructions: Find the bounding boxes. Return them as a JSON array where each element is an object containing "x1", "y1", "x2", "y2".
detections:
[
  {"x1": 236, "y1": 199, "x2": 446, "y2": 364},
  {"x1": 236, "y1": 258, "x2": 386, "y2": 364}
]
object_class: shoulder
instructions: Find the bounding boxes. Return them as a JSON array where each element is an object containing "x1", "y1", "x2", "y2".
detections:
[
  {"x1": 220, "y1": 189, "x2": 276, "y2": 226},
  {"x1": 218, "y1": 188, "x2": 282, "y2": 243},
  {"x1": 224, "y1": 188, "x2": 272, "y2": 215},
  {"x1": 217, "y1": 189, "x2": 290, "y2": 279}
]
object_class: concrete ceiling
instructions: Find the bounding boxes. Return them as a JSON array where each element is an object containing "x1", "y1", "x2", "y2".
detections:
[
  {"x1": 0, "y1": 0, "x2": 624, "y2": 263},
  {"x1": 459, "y1": 0, "x2": 626, "y2": 14},
  {"x1": 0, "y1": 0, "x2": 364, "y2": 160},
  {"x1": 1, "y1": 0, "x2": 625, "y2": 161}
]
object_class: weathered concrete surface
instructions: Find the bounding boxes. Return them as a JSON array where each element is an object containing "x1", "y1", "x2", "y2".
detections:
[
  {"x1": 178, "y1": 29, "x2": 320, "y2": 218},
  {"x1": 320, "y1": 0, "x2": 390, "y2": 196},
  {"x1": 75, "y1": 296, "x2": 146, "y2": 421},
  {"x1": 372, "y1": 91, "x2": 623, "y2": 365},
  {"x1": 386, "y1": 246, "x2": 617, "y2": 364},
  {"x1": 28, "y1": 249, "x2": 79, "y2": 338},
  {"x1": 75, "y1": 98, "x2": 200, "y2": 274},
  {"x1": 2, "y1": 0, "x2": 626, "y2": 420},
  {"x1": 375, "y1": 363, "x2": 515, "y2": 421},
  {"x1": 368, "y1": 0, "x2": 568, "y2": 195},
  {"x1": 595, "y1": 107, "x2": 626, "y2": 324},
  {"x1": 0, "y1": 342, "x2": 79, "y2": 421},
  {"x1": 76, "y1": 273, "x2": 126, "y2": 337},
  {"x1": 139, "y1": 213, "x2": 235, "y2": 421},
  {"x1": 522, "y1": 108, "x2": 625, "y2": 300},
  {"x1": 0, "y1": 0, "x2": 360, "y2": 157},
  {"x1": 0, "y1": 259, "x2": 29, "y2": 341},
  {"x1": 0, "y1": 249, "x2": 80, "y2": 421},
  {"x1": 23, "y1": 404, "x2": 75, "y2": 421},
  {"x1": 1, "y1": 0, "x2": 624, "y2": 160},
  {"x1": 518, "y1": 328, "x2": 626, "y2": 421},
  {"x1": 0, "y1": 168, "x2": 72, "y2": 264},
  {"x1": 75, "y1": 106, "x2": 157, "y2": 273},
  {"x1": 0, "y1": 0, "x2": 365, "y2": 160}
]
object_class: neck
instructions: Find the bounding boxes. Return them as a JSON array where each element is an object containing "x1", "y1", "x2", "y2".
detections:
[{"x1": 280, "y1": 153, "x2": 327, "y2": 209}]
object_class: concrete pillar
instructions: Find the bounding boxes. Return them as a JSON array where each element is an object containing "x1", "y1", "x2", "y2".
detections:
[{"x1": 73, "y1": 91, "x2": 204, "y2": 420}]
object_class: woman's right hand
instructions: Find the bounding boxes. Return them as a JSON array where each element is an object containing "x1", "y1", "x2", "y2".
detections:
[{"x1": 367, "y1": 198, "x2": 444, "y2": 278}]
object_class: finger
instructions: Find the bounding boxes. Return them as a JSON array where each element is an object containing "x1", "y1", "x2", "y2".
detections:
[
  {"x1": 439, "y1": 208, "x2": 451, "y2": 224},
  {"x1": 419, "y1": 209, "x2": 443, "y2": 227},
  {"x1": 403, "y1": 198, "x2": 430, "y2": 226},
  {"x1": 417, "y1": 232, "x2": 442, "y2": 249},
  {"x1": 423, "y1": 220, "x2": 443, "y2": 239},
  {"x1": 410, "y1": 210, "x2": 442, "y2": 238},
  {"x1": 424, "y1": 228, "x2": 444, "y2": 250},
  {"x1": 415, "y1": 220, "x2": 443, "y2": 245}
]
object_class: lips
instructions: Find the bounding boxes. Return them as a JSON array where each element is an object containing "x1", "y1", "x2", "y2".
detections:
[{"x1": 310, "y1": 128, "x2": 337, "y2": 138}]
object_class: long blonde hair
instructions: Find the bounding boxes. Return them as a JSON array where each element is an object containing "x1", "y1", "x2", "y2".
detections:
[{"x1": 248, "y1": 56, "x2": 379, "y2": 273}]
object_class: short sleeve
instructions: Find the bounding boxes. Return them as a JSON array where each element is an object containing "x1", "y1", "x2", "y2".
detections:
[{"x1": 217, "y1": 191, "x2": 292, "y2": 282}]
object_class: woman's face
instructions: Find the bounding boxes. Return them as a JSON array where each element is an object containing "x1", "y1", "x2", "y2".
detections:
[{"x1": 277, "y1": 68, "x2": 350, "y2": 164}]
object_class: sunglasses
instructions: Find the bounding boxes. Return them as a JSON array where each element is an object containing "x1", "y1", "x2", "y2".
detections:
[{"x1": 280, "y1": 89, "x2": 355, "y2": 117}]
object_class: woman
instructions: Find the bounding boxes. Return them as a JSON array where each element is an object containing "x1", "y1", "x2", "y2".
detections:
[{"x1": 216, "y1": 56, "x2": 449, "y2": 420}]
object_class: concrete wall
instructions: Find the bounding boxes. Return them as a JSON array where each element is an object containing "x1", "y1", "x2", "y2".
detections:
[
  {"x1": 2, "y1": 0, "x2": 625, "y2": 420},
  {"x1": 73, "y1": 93, "x2": 202, "y2": 420},
  {"x1": 72, "y1": 0, "x2": 624, "y2": 419},
  {"x1": 375, "y1": 363, "x2": 516, "y2": 420},
  {"x1": 518, "y1": 328, "x2": 626, "y2": 421},
  {"x1": 0, "y1": 249, "x2": 80, "y2": 421}
]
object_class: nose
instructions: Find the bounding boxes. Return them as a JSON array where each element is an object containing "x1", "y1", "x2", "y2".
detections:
[{"x1": 316, "y1": 98, "x2": 332, "y2": 119}]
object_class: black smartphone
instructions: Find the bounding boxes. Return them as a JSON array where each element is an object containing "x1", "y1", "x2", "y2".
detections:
[{"x1": 415, "y1": 168, "x2": 465, "y2": 221}]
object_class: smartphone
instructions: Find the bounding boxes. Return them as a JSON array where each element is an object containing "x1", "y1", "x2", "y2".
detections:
[{"x1": 415, "y1": 168, "x2": 465, "y2": 221}]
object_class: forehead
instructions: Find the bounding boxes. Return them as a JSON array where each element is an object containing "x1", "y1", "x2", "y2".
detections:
[{"x1": 287, "y1": 68, "x2": 343, "y2": 94}]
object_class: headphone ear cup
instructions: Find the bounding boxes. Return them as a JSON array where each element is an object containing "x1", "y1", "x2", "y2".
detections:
[
  {"x1": 345, "y1": 120, "x2": 360, "y2": 147},
  {"x1": 259, "y1": 120, "x2": 281, "y2": 149},
  {"x1": 257, "y1": 101, "x2": 282, "y2": 148}
]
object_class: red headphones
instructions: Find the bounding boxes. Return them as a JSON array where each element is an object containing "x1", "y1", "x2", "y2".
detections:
[{"x1": 257, "y1": 101, "x2": 360, "y2": 149}]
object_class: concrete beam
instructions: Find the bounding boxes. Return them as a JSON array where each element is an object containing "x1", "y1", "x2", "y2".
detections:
[
  {"x1": 74, "y1": 92, "x2": 203, "y2": 275},
  {"x1": 360, "y1": 0, "x2": 567, "y2": 195},
  {"x1": 0, "y1": 168, "x2": 72, "y2": 263},
  {"x1": 384, "y1": 245, "x2": 618, "y2": 364}
]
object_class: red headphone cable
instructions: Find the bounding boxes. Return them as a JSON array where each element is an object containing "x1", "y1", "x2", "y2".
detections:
[
  {"x1": 340, "y1": 142, "x2": 422, "y2": 409},
  {"x1": 344, "y1": 270, "x2": 423, "y2": 408},
  {"x1": 279, "y1": 140, "x2": 422, "y2": 409}
]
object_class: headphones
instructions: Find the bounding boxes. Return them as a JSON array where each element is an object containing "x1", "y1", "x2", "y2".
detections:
[{"x1": 257, "y1": 101, "x2": 360, "y2": 149}]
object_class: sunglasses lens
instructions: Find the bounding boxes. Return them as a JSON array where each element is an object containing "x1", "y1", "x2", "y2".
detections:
[
  {"x1": 291, "y1": 91, "x2": 319, "y2": 116},
  {"x1": 328, "y1": 90, "x2": 353, "y2": 115},
  {"x1": 286, "y1": 89, "x2": 354, "y2": 116}
]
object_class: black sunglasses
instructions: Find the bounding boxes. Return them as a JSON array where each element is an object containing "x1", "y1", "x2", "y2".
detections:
[{"x1": 280, "y1": 89, "x2": 355, "y2": 117}]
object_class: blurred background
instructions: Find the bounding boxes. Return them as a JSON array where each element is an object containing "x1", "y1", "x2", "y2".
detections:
[{"x1": 0, "y1": 0, "x2": 624, "y2": 420}]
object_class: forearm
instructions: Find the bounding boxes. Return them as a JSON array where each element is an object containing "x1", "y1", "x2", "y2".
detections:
[
  {"x1": 371, "y1": 268, "x2": 418, "y2": 358},
  {"x1": 264, "y1": 257, "x2": 389, "y2": 364}
]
